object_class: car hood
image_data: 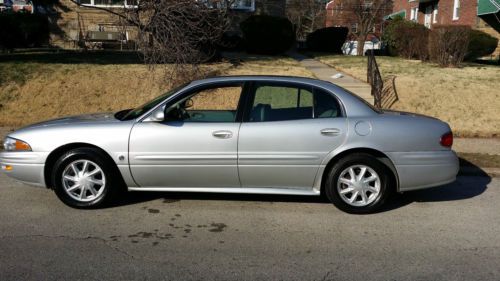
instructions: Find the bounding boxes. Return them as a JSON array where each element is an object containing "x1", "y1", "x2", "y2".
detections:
[{"x1": 18, "y1": 112, "x2": 119, "y2": 130}]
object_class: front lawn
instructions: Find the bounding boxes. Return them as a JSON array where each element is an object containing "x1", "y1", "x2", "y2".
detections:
[
  {"x1": 311, "y1": 54, "x2": 500, "y2": 138},
  {"x1": 0, "y1": 51, "x2": 313, "y2": 127}
]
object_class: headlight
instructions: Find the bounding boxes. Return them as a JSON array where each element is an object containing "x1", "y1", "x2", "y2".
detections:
[{"x1": 3, "y1": 137, "x2": 32, "y2": 151}]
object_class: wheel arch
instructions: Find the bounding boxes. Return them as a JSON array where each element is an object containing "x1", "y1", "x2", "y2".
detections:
[
  {"x1": 44, "y1": 143, "x2": 122, "y2": 189},
  {"x1": 319, "y1": 147, "x2": 400, "y2": 194}
]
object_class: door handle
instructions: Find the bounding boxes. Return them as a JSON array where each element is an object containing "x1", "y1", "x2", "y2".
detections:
[
  {"x1": 320, "y1": 128, "x2": 341, "y2": 136},
  {"x1": 212, "y1": 130, "x2": 233, "y2": 139}
]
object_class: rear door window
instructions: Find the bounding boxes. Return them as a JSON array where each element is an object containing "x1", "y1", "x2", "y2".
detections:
[{"x1": 248, "y1": 82, "x2": 341, "y2": 122}]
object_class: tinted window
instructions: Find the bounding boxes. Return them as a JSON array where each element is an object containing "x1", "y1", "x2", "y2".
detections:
[{"x1": 249, "y1": 83, "x2": 341, "y2": 122}]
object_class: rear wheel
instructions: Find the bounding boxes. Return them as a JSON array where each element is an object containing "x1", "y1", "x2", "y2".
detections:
[
  {"x1": 52, "y1": 148, "x2": 120, "y2": 208},
  {"x1": 325, "y1": 153, "x2": 392, "y2": 214}
]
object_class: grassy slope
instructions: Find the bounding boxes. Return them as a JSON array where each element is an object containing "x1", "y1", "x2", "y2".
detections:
[
  {"x1": 0, "y1": 51, "x2": 313, "y2": 127},
  {"x1": 311, "y1": 54, "x2": 500, "y2": 138}
]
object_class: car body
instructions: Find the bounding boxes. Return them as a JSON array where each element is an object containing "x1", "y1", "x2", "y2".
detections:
[{"x1": 0, "y1": 76, "x2": 459, "y2": 213}]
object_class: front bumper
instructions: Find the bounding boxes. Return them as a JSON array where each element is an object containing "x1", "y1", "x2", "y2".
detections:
[
  {"x1": 0, "y1": 151, "x2": 48, "y2": 187},
  {"x1": 387, "y1": 150, "x2": 460, "y2": 192}
]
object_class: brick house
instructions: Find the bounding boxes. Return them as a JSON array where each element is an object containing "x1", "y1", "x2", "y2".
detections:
[
  {"x1": 44, "y1": 0, "x2": 286, "y2": 48},
  {"x1": 325, "y1": 0, "x2": 393, "y2": 40},
  {"x1": 387, "y1": 0, "x2": 500, "y2": 55}
]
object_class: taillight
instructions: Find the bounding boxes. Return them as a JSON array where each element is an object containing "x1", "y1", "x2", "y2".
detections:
[{"x1": 440, "y1": 132, "x2": 453, "y2": 147}]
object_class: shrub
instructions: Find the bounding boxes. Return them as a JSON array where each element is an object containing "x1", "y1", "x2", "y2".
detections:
[
  {"x1": 382, "y1": 18, "x2": 429, "y2": 60},
  {"x1": 217, "y1": 32, "x2": 245, "y2": 52},
  {"x1": 0, "y1": 13, "x2": 50, "y2": 51},
  {"x1": 306, "y1": 27, "x2": 348, "y2": 53},
  {"x1": 240, "y1": 15, "x2": 295, "y2": 55},
  {"x1": 396, "y1": 23, "x2": 429, "y2": 60},
  {"x1": 429, "y1": 25, "x2": 471, "y2": 67},
  {"x1": 466, "y1": 29, "x2": 498, "y2": 61}
]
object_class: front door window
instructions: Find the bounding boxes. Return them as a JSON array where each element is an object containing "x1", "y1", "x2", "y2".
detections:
[{"x1": 167, "y1": 85, "x2": 243, "y2": 123}]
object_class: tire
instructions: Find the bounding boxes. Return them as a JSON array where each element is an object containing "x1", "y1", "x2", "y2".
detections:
[
  {"x1": 325, "y1": 153, "x2": 392, "y2": 214},
  {"x1": 52, "y1": 147, "x2": 121, "y2": 208}
]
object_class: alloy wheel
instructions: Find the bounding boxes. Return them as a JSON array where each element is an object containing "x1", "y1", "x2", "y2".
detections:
[
  {"x1": 337, "y1": 165, "x2": 381, "y2": 207},
  {"x1": 61, "y1": 160, "x2": 106, "y2": 202}
]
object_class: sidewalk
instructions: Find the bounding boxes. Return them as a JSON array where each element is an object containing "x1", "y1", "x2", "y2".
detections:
[{"x1": 288, "y1": 52, "x2": 374, "y2": 104}]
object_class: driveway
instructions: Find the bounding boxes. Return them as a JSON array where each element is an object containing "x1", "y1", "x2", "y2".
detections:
[{"x1": 0, "y1": 173, "x2": 499, "y2": 281}]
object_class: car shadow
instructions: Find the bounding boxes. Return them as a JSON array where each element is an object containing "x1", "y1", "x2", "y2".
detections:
[
  {"x1": 378, "y1": 158, "x2": 491, "y2": 213},
  {"x1": 108, "y1": 158, "x2": 492, "y2": 212},
  {"x1": 109, "y1": 190, "x2": 330, "y2": 208}
]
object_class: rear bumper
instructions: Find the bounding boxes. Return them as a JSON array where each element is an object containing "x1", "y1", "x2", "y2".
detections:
[
  {"x1": 387, "y1": 150, "x2": 460, "y2": 192},
  {"x1": 0, "y1": 151, "x2": 48, "y2": 187}
]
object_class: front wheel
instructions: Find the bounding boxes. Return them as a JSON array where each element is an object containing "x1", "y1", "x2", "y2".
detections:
[
  {"x1": 52, "y1": 148, "x2": 120, "y2": 208},
  {"x1": 325, "y1": 153, "x2": 392, "y2": 214}
]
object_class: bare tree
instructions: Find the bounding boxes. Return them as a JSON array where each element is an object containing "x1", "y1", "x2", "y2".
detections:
[
  {"x1": 71, "y1": 0, "x2": 232, "y2": 84},
  {"x1": 286, "y1": 0, "x2": 326, "y2": 40},
  {"x1": 343, "y1": 0, "x2": 392, "y2": 55}
]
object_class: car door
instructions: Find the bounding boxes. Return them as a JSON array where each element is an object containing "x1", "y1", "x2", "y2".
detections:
[
  {"x1": 238, "y1": 82, "x2": 348, "y2": 189},
  {"x1": 129, "y1": 82, "x2": 245, "y2": 188}
]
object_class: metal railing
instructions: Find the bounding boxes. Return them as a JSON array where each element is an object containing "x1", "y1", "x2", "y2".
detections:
[
  {"x1": 367, "y1": 51, "x2": 398, "y2": 109},
  {"x1": 367, "y1": 50, "x2": 383, "y2": 108}
]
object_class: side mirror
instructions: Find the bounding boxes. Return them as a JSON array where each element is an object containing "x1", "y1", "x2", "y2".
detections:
[
  {"x1": 143, "y1": 105, "x2": 165, "y2": 122},
  {"x1": 153, "y1": 109, "x2": 165, "y2": 121}
]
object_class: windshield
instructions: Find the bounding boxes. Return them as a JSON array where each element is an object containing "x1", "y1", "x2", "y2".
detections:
[{"x1": 118, "y1": 83, "x2": 189, "y2": 121}]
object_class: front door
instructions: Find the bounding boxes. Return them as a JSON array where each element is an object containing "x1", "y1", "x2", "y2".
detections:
[
  {"x1": 129, "y1": 83, "x2": 244, "y2": 188},
  {"x1": 424, "y1": 5, "x2": 432, "y2": 28},
  {"x1": 238, "y1": 82, "x2": 348, "y2": 189}
]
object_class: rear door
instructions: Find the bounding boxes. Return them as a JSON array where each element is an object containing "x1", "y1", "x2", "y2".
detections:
[{"x1": 238, "y1": 82, "x2": 348, "y2": 189}]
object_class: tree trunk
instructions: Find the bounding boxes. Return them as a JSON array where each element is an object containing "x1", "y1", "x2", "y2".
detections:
[{"x1": 357, "y1": 37, "x2": 366, "y2": 56}]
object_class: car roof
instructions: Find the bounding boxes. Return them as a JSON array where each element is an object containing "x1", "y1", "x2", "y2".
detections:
[{"x1": 191, "y1": 75, "x2": 333, "y2": 87}]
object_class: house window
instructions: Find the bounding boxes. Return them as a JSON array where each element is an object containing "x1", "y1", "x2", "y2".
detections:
[
  {"x1": 433, "y1": 4, "x2": 438, "y2": 23},
  {"x1": 453, "y1": 0, "x2": 460, "y2": 20},
  {"x1": 79, "y1": 0, "x2": 136, "y2": 7},
  {"x1": 351, "y1": 23, "x2": 358, "y2": 33},
  {"x1": 410, "y1": 7, "x2": 418, "y2": 22},
  {"x1": 202, "y1": 0, "x2": 255, "y2": 11},
  {"x1": 334, "y1": 3, "x2": 341, "y2": 14},
  {"x1": 230, "y1": 0, "x2": 255, "y2": 11}
]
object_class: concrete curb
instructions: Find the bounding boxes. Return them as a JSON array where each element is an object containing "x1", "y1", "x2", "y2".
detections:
[{"x1": 460, "y1": 167, "x2": 500, "y2": 178}]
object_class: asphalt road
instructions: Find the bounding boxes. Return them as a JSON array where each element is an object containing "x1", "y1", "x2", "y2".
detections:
[{"x1": 1, "y1": 173, "x2": 499, "y2": 281}]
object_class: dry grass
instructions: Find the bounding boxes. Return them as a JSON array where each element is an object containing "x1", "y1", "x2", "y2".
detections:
[
  {"x1": 0, "y1": 52, "x2": 313, "y2": 127},
  {"x1": 311, "y1": 54, "x2": 500, "y2": 137},
  {"x1": 458, "y1": 152, "x2": 500, "y2": 168}
]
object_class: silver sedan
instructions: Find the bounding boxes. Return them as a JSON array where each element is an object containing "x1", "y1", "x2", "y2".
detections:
[{"x1": 0, "y1": 76, "x2": 459, "y2": 213}]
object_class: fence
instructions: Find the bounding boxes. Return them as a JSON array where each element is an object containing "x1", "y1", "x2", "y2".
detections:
[{"x1": 367, "y1": 51, "x2": 399, "y2": 109}]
